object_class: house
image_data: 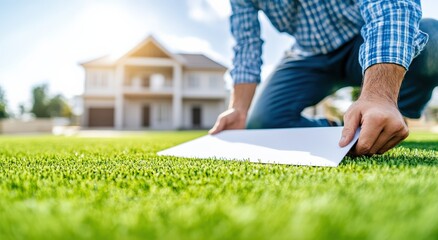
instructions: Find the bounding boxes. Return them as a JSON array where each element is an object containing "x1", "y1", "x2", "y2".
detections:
[{"x1": 80, "y1": 36, "x2": 229, "y2": 130}]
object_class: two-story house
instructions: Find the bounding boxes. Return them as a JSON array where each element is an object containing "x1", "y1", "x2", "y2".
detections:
[{"x1": 80, "y1": 36, "x2": 228, "y2": 130}]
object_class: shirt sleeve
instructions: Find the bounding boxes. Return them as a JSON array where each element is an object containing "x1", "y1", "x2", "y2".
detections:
[
  {"x1": 229, "y1": 0, "x2": 263, "y2": 84},
  {"x1": 358, "y1": 0, "x2": 429, "y2": 73}
]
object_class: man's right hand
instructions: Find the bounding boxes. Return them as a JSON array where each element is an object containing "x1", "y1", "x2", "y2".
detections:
[
  {"x1": 208, "y1": 83, "x2": 257, "y2": 135},
  {"x1": 208, "y1": 108, "x2": 247, "y2": 134}
]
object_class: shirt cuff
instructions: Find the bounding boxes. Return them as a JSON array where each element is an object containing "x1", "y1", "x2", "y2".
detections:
[
  {"x1": 359, "y1": 0, "x2": 429, "y2": 73},
  {"x1": 230, "y1": 68, "x2": 261, "y2": 84}
]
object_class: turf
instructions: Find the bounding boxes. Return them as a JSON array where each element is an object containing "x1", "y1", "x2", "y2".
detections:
[{"x1": 0, "y1": 131, "x2": 437, "y2": 240}]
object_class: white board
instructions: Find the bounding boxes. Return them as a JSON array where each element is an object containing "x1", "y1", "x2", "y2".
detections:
[{"x1": 158, "y1": 127, "x2": 360, "y2": 167}]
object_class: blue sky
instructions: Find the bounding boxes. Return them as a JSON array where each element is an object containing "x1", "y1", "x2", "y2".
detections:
[{"x1": 1, "y1": 0, "x2": 437, "y2": 114}]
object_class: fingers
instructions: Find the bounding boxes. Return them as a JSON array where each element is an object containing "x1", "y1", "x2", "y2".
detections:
[
  {"x1": 367, "y1": 124, "x2": 409, "y2": 155},
  {"x1": 339, "y1": 107, "x2": 361, "y2": 147},
  {"x1": 376, "y1": 137, "x2": 399, "y2": 155},
  {"x1": 376, "y1": 128, "x2": 409, "y2": 154},
  {"x1": 209, "y1": 108, "x2": 248, "y2": 134},
  {"x1": 208, "y1": 118, "x2": 226, "y2": 135},
  {"x1": 339, "y1": 94, "x2": 409, "y2": 156},
  {"x1": 367, "y1": 129, "x2": 393, "y2": 155},
  {"x1": 354, "y1": 119, "x2": 384, "y2": 155},
  {"x1": 352, "y1": 117, "x2": 409, "y2": 156}
]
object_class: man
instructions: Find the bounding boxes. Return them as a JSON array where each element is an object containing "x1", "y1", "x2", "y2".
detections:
[{"x1": 209, "y1": 0, "x2": 438, "y2": 156}]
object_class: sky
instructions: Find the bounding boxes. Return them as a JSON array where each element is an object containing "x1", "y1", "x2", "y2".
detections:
[{"x1": 1, "y1": 0, "x2": 438, "y2": 114}]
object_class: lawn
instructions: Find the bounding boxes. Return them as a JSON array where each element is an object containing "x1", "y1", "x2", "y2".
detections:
[{"x1": 0, "y1": 131, "x2": 437, "y2": 240}]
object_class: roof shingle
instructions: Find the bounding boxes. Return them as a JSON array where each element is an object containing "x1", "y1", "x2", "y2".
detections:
[{"x1": 177, "y1": 53, "x2": 227, "y2": 71}]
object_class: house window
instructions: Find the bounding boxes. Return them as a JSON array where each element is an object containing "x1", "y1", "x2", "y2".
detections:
[
  {"x1": 98, "y1": 72, "x2": 108, "y2": 87},
  {"x1": 88, "y1": 72, "x2": 96, "y2": 88},
  {"x1": 209, "y1": 75, "x2": 222, "y2": 89},
  {"x1": 88, "y1": 71, "x2": 109, "y2": 88},
  {"x1": 157, "y1": 103, "x2": 170, "y2": 123},
  {"x1": 187, "y1": 74, "x2": 200, "y2": 89},
  {"x1": 142, "y1": 75, "x2": 151, "y2": 87}
]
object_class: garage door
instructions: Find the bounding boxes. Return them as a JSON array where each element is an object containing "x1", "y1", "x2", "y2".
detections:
[{"x1": 88, "y1": 108, "x2": 114, "y2": 127}]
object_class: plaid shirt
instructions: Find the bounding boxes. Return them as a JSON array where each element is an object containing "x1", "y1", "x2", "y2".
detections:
[{"x1": 230, "y1": 0, "x2": 429, "y2": 84}]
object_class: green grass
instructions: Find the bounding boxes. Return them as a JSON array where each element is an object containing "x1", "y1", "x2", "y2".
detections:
[{"x1": 0, "y1": 131, "x2": 437, "y2": 240}]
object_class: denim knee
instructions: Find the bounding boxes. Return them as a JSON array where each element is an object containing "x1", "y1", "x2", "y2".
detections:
[
  {"x1": 246, "y1": 110, "x2": 278, "y2": 129},
  {"x1": 415, "y1": 18, "x2": 438, "y2": 85}
]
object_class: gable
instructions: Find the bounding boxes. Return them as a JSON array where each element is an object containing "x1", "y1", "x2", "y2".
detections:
[{"x1": 129, "y1": 41, "x2": 171, "y2": 58}]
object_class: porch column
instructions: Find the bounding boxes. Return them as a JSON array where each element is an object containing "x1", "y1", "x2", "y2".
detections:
[
  {"x1": 172, "y1": 64, "x2": 183, "y2": 129},
  {"x1": 115, "y1": 65, "x2": 125, "y2": 129}
]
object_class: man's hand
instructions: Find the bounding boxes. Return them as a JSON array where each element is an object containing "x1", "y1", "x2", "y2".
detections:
[
  {"x1": 208, "y1": 108, "x2": 247, "y2": 134},
  {"x1": 340, "y1": 96, "x2": 409, "y2": 155},
  {"x1": 339, "y1": 64, "x2": 409, "y2": 155},
  {"x1": 209, "y1": 83, "x2": 257, "y2": 134}
]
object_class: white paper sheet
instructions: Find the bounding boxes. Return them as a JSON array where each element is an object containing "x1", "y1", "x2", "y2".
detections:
[{"x1": 158, "y1": 127, "x2": 360, "y2": 167}]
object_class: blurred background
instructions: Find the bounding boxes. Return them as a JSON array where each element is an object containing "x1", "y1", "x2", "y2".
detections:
[{"x1": 1, "y1": 0, "x2": 437, "y2": 135}]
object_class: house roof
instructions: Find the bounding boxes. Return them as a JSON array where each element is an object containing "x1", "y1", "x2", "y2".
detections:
[
  {"x1": 79, "y1": 36, "x2": 227, "y2": 71},
  {"x1": 177, "y1": 53, "x2": 227, "y2": 71},
  {"x1": 80, "y1": 56, "x2": 115, "y2": 67}
]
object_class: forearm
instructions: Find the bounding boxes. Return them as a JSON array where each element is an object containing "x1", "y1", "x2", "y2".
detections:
[
  {"x1": 340, "y1": 63, "x2": 409, "y2": 155},
  {"x1": 361, "y1": 63, "x2": 406, "y2": 104},
  {"x1": 229, "y1": 83, "x2": 257, "y2": 112}
]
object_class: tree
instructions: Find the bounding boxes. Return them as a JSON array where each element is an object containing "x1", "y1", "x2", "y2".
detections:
[
  {"x1": 0, "y1": 85, "x2": 8, "y2": 119},
  {"x1": 48, "y1": 94, "x2": 72, "y2": 118},
  {"x1": 30, "y1": 84, "x2": 72, "y2": 118},
  {"x1": 31, "y1": 84, "x2": 50, "y2": 118}
]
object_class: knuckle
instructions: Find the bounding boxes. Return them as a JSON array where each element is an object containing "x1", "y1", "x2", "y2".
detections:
[
  {"x1": 218, "y1": 116, "x2": 227, "y2": 123},
  {"x1": 394, "y1": 120, "x2": 406, "y2": 129},
  {"x1": 342, "y1": 127, "x2": 354, "y2": 136},
  {"x1": 391, "y1": 121, "x2": 409, "y2": 139},
  {"x1": 357, "y1": 142, "x2": 373, "y2": 154},
  {"x1": 366, "y1": 147, "x2": 376, "y2": 155},
  {"x1": 369, "y1": 113, "x2": 386, "y2": 123},
  {"x1": 400, "y1": 127, "x2": 410, "y2": 139},
  {"x1": 342, "y1": 126, "x2": 353, "y2": 132},
  {"x1": 343, "y1": 108, "x2": 357, "y2": 120}
]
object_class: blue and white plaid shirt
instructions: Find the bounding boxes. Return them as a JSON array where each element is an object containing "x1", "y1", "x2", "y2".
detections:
[{"x1": 230, "y1": 0, "x2": 429, "y2": 84}]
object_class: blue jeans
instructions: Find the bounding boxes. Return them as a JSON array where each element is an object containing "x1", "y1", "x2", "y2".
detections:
[{"x1": 247, "y1": 19, "x2": 438, "y2": 129}]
